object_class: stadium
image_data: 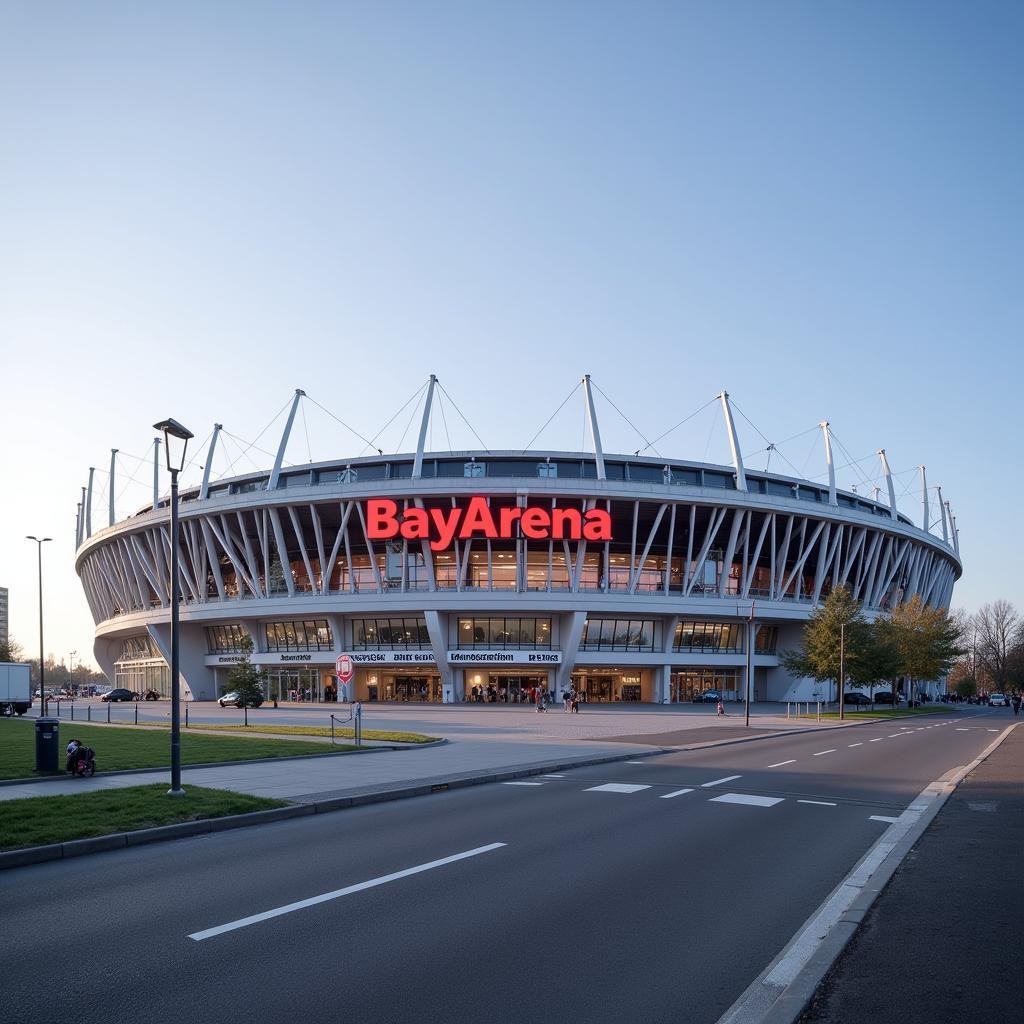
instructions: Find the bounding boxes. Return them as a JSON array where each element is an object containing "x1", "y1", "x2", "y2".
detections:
[{"x1": 73, "y1": 377, "x2": 963, "y2": 705}]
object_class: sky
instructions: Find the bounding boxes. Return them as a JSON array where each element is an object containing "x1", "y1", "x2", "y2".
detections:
[{"x1": 1, "y1": 1, "x2": 1021, "y2": 669}]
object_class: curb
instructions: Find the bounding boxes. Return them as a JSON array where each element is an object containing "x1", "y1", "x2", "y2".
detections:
[
  {"x1": 0, "y1": 738, "x2": 448, "y2": 789},
  {"x1": 0, "y1": 745, "x2": 670, "y2": 871},
  {"x1": 715, "y1": 720, "x2": 1020, "y2": 1024}
]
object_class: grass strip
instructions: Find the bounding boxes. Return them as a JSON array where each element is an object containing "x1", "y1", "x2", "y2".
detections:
[
  {"x1": 811, "y1": 706, "x2": 956, "y2": 720},
  {"x1": 0, "y1": 720, "x2": 358, "y2": 781},
  {"x1": 131, "y1": 722, "x2": 437, "y2": 743},
  {"x1": 0, "y1": 784, "x2": 286, "y2": 851}
]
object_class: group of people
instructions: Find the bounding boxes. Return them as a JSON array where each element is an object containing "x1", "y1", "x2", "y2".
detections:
[
  {"x1": 469, "y1": 684, "x2": 546, "y2": 705},
  {"x1": 561, "y1": 689, "x2": 584, "y2": 713}
]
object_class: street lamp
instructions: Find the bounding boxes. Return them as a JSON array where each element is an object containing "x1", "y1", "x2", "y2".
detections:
[
  {"x1": 25, "y1": 536, "x2": 52, "y2": 716},
  {"x1": 153, "y1": 417, "x2": 194, "y2": 797},
  {"x1": 744, "y1": 600, "x2": 755, "y2": 728},
  {"x1": 69, "y1": 650, "x2": 77, "y2": 697}
]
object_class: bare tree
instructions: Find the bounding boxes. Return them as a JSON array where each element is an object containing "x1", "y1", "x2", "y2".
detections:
[{"x1": 973, "y1": 600, "x2": 1022, "y2": 692}]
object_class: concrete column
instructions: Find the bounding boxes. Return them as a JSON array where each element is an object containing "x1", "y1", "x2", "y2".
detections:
[{"x1": 658, "y1": 664, "x2": 672, "y2": 704}]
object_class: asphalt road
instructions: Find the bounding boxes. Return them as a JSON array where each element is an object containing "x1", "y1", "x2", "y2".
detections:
[{"x1": 0, "y1": 707, "x2": 1010, "y2": 1024}]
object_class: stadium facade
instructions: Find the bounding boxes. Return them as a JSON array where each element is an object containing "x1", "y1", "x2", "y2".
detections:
[{"x1": 73, "y1": 379, "x2": 962, "y2": 705}]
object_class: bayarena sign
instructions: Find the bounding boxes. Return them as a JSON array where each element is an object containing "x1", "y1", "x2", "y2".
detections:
[{"x1": 365, "y1": 497, "x2": 613, "y2": 551}]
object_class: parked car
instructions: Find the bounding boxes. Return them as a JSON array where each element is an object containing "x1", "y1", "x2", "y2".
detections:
[
  {"x1": 218, "y1": 691, "x2": 264, "y2": 709},
  {"x1": 693, "y1": 690, "x2": 722, "y2": 704},
  {"x1": 143, "y1": 689, "x2": 162, "y2": 701},
  {"x1": 988, "y1": 693, "x2": 1008, "y2": 707},
  {"x1": 100, "y1": 688, "x2": 141, "y2": 702},
  {"x1": 843, "y1": 692, "x2": 873, "y2": 706},
  {"x1": 873, "y1": 691, "x2": 899, "y2": 704}
]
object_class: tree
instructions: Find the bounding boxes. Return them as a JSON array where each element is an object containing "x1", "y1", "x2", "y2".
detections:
[
  {"x1": 850, "y1": 618, "x2": 902, "y2": 699},
  {"x1": 973, "y1": 600, "x2": 1022, "y2": 692},
  {"x1": 953, "y1": 677, "x2": 977, "y2": 699},
  {"x1": 225, "y1": 635, "x2": 264, "y2": 708},
  {"x1": 886, "y1": 595, "x2": 965, "y2": 703},
  {"x1": 0, "y1": 636, "x2": 24, "y2": 663},
  {"x1": 781, "y1": 586, "x2": 872, "y2": 702}
]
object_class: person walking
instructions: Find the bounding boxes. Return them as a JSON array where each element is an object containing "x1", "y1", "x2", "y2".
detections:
[
  {"x1": 1012, "y1": 693, "x2": 1021, "y2": 717},
  {"x1": 716, "y1": 700, "x2": 726, "y2": 717}
]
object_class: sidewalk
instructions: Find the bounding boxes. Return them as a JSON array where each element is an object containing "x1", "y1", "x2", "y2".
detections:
[{"x1": 799, "y1": 723, "x2": 1024, "y2": 1024}]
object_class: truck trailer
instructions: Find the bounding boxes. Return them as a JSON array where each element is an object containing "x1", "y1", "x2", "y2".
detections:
[{"x1": 0, "y1": 662, "x2": 32, "y2": 716}]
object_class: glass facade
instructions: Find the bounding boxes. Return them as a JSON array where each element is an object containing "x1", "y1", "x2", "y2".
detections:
[
  {"x1": 206, "y1": 624, "x2": 249, "y2": 653},
  {"x1": 755, "y1": 626, "x2": 778, "y2": 653},
  {"x1": 455, "y1": 617, "x2": 553, "y2": 649},
  {"x1": 673, "y1": 622, "x2": 743, "y2": 653},
  {"x1": 671, "y1": 668, "x2": 740, "y2": 702},
  {"x1": 579, "y1": 619, "x2": 656, "y2": 652},
  {"x1": 353, "y1": 618, "x2": 431, "y2": 649},
  {"x1": 114, "y1": 636, "x2": 169, "y2": 696},
  {"x1": 263, "y1": 620, "x2": 333, "y2": 652}
]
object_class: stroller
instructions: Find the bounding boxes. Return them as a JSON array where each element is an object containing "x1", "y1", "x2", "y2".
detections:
[{"x1": 70, "y1": 745, "x2": 97, "y2": 778}]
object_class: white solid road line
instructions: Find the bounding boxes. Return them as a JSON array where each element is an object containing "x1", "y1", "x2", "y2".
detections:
[
  {"x1": 711, "y1": 793, "x2": 783, "y2": 808},
  {"x1": 188, "y1": 843, "x2": 508, "y2": 942},
  {"x1": 660, "y1": 788, "x2": 694, "y2": 799},
  {"x1": 585, "y1": 783, "x2": 651, "y2": 794},
  {"x1": 702, "y1": 775, "x2": 742, "y2": 788},
  {"x1": 502, "y1": 781, "x2": 544, "y2": 787},
  {"x1": 848, "y1": 743, "x2": 863, "y2": 747},
  {"x1": 798, "y1": 800, "x2": 837, "y2": 806},
  {"x1": 812, "y1": 749, "x2": 837, "y2": 756},
  {"x1": 767, "y1": 760, "x2": 796, "y2": 768},
  {"x1": 870, "y1": 815, "x2": 899, "y2": 824}
]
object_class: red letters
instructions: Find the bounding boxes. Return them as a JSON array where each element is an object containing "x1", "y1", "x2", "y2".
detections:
[
  {"x1": 364, "y1": 497, "x2": 614, "y2": 549},
  {"x1": 366, "y1": 499, "x2": 399, "y2": 539}
]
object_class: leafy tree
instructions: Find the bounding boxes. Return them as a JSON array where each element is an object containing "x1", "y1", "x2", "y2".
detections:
[
  {"x1": 781, "y1": 586, "x2": 872, "y2": 702},
  {"x1": 225, "y1": 635, "x2": 264, "y2": 707},
  {"x1": 953, "y1": 676, "x2": 977, "y2": 699},
  {"x1": 887, "y1": 595, "x2": 965, "y2": 703},
  {"x1": 0, "y1": 636, "x2": 24, "y2": 663},
  {"x1": 850, "y1": 618, "x2": 902, "y2": 698}
]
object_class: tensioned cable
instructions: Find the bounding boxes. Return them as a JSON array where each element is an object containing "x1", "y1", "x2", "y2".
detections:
[
  {"x1": 305, "y1": 394, "x2": 376, "y2": 449},
  {"x1": 395, "y1": 387, "x2": 425, "y2": 453},
  {"x1": 730, "y1": 399, "x2": 804, "y2": 478},
  {"x1": 436, "y1": 381, "x2": 489, "y2": 452},
  {"x1": 640, "y1": 395, "x2": 718, "y2": 454},
  {"x1": 702, "y1": 409, "x2": 719, "y2": 463},
  {"x1": 300, "y1": 401, "x2": 313, "y2": 464},
  {"x1": 358, "y1": 380, "x2": 429, "y2": 457},
  {"x1": 221, "y1": 395, "x2": 295, "y2": 475},
  {"x1": 742, "y1": 423, "x2": 820, "y2": 462},
  {"x1": 828, "y1": 430, "x2": 875, "y2": 488},
  {"x1": 519, "y1": 380, "x2": 582, "y2": 454},
  {"x1": 437, "y1": 387, "x2": 454, "y2": 453},
  {"x1": 590, "y1": 379, "x2": 661, "y2": 458},
  {"x1": 220, "y1": 430, "x2": 288, "y2": 467}
]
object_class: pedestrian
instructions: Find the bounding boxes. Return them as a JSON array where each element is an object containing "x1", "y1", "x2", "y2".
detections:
[
  {"x1": 65, "y1": 738, "x2": 81, "y2": 774},
  {"x1": 1012, "y1": 693, "x2": 1021, "y2": 717},
  {"x1": 716, "y1": 700, "x2": 725, "y2": 717}
]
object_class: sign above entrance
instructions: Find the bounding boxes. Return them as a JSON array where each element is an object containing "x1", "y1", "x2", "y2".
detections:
[
  {"x1": 347, "y1": 651, "x2": 437, "y2": 665},
  {"x1": 335, "y1": 654, "x2": 355, "y2": 683},
  {"x1": 448, "y1": 650, "x2": 562, "y2": 665},
  {"x1": 365, "y1": 497, "x2": 613, "y2": 552}
]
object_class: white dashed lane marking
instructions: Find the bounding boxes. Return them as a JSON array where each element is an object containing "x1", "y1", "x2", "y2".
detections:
[
  {"x1": 541, "y1": 774, "x2": 565, "y2": 778},
  {"x1": 625, "y1": 761, "x2": 648, "y2": 765},
  {"x1": 848, "y1": 743, "x2": 863, "y2": 748},
  {"x1": 768, "y1": 760, "x2": 796, "y2": 768},
  {"x1": 701, "y1": 775, "x2": 742, "y2": 788},
  {"x1": 870, "y1": 815, "x2": 899, "y2": 824},
  {"x1": 813, "y1": 749, "x2": 837, "y2": 756},
  {"x1": 869, "y1": 738, "x2": 884, "y2": 742},
  {"x1": 585, "y1": 783, "x2": 651, "y2": 794},
  {"x1": 502, "y1": 781, "x2": 544, "y2": 787},
  {"x1": 660, "y1": 788, "x2": 694, "y2": 799},
  {"x1": 798, "y1": 800, "x2": 837, "y2": 806},
  {"x1": 711, "y1": 793, "x2": 783, "y2": 808}
]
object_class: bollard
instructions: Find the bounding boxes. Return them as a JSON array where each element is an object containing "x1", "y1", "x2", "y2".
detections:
[
  {"x1": 330, "y1": 715, "x2": 335, "y2": 746},
  {"x1": 88, "y1": 705, "x2": 92, "y2": 722},
  {"x1": 70, "y1": 702, "x2": 74, "y2": 721},
  {"x1": 185, "y1": 705, "x2": 189, "y2": 729},
  {"x1": 135, "y1": 703, "x2": 138, "y2": 725}
]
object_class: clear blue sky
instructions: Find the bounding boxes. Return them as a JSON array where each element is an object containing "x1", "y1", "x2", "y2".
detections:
[{"x1": 1, "y1": 1, "x2": 1021, "y2": 668}]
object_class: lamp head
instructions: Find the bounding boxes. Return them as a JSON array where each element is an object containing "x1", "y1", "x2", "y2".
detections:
[{"x1": 153, "y1": 418, "x2": 194, "y2": 473}]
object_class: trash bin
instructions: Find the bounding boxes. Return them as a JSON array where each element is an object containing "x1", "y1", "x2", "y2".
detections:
[{"x1": 35, "y1": 717, "x2": 60, "y2": 774}]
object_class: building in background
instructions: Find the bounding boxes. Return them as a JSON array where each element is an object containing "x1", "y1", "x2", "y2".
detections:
[{"x1": 72, "y1": 381, "x2": 962, "y2": 703}]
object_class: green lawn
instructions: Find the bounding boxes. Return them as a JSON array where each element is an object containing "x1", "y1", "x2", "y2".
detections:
[
  {"x1": 0, "y1": 720, "x2": 358, "y2": 781},
  {"x1": 813, "y1": 706, "x2": 956, "y2": 720},
  {"x1": 0, "y1": 784, "x2": 286, "y2": 850},
  {"x1": 134, "y1": 722, "x2": 437, "y2": 743}
]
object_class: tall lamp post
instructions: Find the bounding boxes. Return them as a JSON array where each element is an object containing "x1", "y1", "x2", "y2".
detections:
[
  {"x1": 839, "y1": 621, "x2": 849, "y2": 722},
  {"x1": 25, "y1": 536, "x2": 52, "y2": 716},
  {"x1": 744, "y1": 600, "x2": 755, "y2": 728},
  {"x1": 154, "y1": 417, "x2": 194, "y2": 797},
  {"x1": 69, "y1": 650, "x2": 77, "y2": 696}
]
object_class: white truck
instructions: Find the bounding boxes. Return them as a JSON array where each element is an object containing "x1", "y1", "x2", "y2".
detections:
[{"x1": 0, "y1": 662, "x2": 33, "y2": 716}]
